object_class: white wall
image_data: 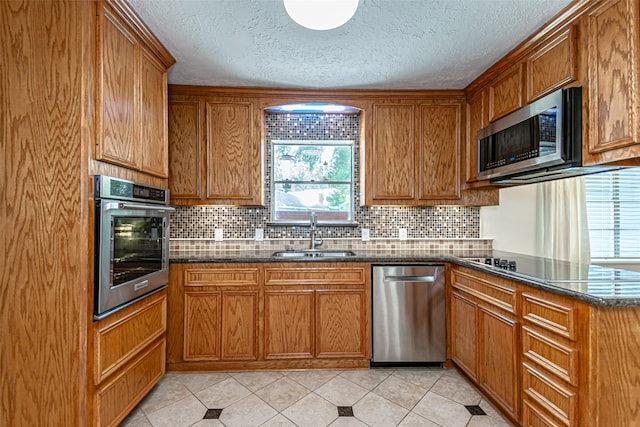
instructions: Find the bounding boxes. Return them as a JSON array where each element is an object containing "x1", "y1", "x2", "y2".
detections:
[{"x1": 480, "y1": 184, "x2": 540, "y2": 256}]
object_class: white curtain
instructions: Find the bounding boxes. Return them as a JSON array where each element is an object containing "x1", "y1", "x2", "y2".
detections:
[{"x1": 535, "y1": 176, "x2": 591, "y2": 264}]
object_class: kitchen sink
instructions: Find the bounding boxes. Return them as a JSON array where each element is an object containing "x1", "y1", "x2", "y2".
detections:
[{"x1": 272, "y1": 250, "x2": 357, "y2": 258}]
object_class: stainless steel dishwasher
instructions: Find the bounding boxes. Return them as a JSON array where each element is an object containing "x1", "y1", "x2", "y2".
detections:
[{"x1": 371, "y1": 265, "x2": 446, "y2": 364}]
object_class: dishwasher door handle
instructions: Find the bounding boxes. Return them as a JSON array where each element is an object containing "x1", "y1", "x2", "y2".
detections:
[{"x1": 383, "y1": 275, "x2": 435, "y2": 283}]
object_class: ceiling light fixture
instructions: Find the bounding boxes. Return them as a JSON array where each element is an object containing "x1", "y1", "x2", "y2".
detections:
[{"x1": 283, "y1": 0, "x2": 359, "y2": 31}]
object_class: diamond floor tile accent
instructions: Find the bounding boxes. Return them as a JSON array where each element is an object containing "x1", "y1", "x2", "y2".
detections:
[
  {"x1": 128, "y1": 367, "x2": 511, "y2": 427},
  {"x1": 337, "y1": 406, "x2": 354, "y2": 417},
  {"x1": 466, "y1": 405, "x2": 487, "y2": 415},
  {"x1": 203, "y1": 409, "x2": 222, "y2": 419}
]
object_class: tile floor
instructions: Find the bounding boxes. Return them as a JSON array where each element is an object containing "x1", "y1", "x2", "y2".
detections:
[{"x1": 120, "y1": 367, "x2": 511, "y2": 427}]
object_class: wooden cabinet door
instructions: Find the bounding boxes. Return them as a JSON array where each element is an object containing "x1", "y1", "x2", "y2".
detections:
[
  {"x1": 369, "y1": 103, "x2": 415, "y2": 201},
  {"x1": 478, "y1": 306, "x2": 520, "y2": 420},
  {"x1": 489, "y1": 64, "x2": 524, "y2": 122},
  {"x1": 140, "y1": 47, "x2": 169, "y2": 177},
  {"x1": 264, "y1": 291, "x2": 314, "y2": 359},
  {"x1": 183, "y1": 291, "x2": 221, "y2": 361},
  {"x1": 221, "y1": 292, "x2": 258, "y2": 360},
  {"x1": 526, "y1": 26, "x2": 577, "y2": 103},
  {"x1": 417, "y1": 103, "x2": 461, "y2": 200},
  {"x1": 451, "y1": 291, "x2": 478, "y2": 380},
  {"x1": 466, "y1": 89, "x2": 488, "y2": 184},
  {"x1": 205, "y1": 102, "x2": 261, "y2": 204},
  {"x1": 169, "y1": 101, "x2": 202, "y2": 199},
  {"x1": 97, "y1": 4, "x2": 139, "y2": 168},
  {"x1": 315, "y1": 290, "x2": 367, "y2": 358},
  {"x1": 587, "y1": 0, "x2": 640, "y2": 159}
]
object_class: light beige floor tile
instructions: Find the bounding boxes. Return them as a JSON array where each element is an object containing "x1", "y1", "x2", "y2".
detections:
[
  {"x1": 467, "y1": 415, "x2": 512, "y2": 427},
  {"x1": 282, "y1": 392, "x2": 339, "y2": 427},
  {"x1": 168, "y1": 372, "x2": 230, "y2": 394},
  {"x1": 397, "y1": 412, "x2": 440, "y2": 427},
  {"x1": 145, "y1": 395, "x2": 207, "y2": 427},
  {"x1": 195, "y1": 377, "x2": 252, "y2": 408},
  {"x1": 140, "y1": 376, "x2": 193, "y2": 414},
  {"x1": 339, "y1": 369, "x2": 393, "y2": 390},
  {"x1": 430, "y1": 369, "x2": 482, "y2": 405},
  {"x1": 391, "y1": 367, "x2": 445, "y2": 390},
  {"x1": 352, "y1": 392, "x2": 409, "y2": 427},
  {"x1": 373, "y1": 375, "x2": 427, "y2": 409},
  {"x1": 219, "y1": 394, "x2": 278, "y2": 427},
  {"x1": 190, "y1": 420, "x2": 225, "y2": 427},
  {"x1": 329, "y1": 416, "x2": 369, "y2": 426},
  {"x1": 411, "y1": 391, "x2": 471, "y2": 427},
  {"x1": 255, "y1": 377, "x2": 310, "y2": 411},
  {"x1": 284, "y1": 370, "x2": 342, "y2": 391},
  {"x1": 119, "y1": 411, "x2": 152, "y2": 427},
  {"x1": 231, "y1": 371, "x2": 284, "y2": 392},
  {"x1": 315, "y1": 376, "x2": 369, "y2": 406},
  {"x1": 259, "y1": 414, "x2": 298, "y2": 427}
]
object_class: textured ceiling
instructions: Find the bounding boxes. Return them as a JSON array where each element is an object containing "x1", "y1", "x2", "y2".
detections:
[{"x1": 127, "y1": 0, "x2": 574, "y2": 90}]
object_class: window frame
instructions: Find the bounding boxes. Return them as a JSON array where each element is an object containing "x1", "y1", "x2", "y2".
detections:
[{"x1": 270, "y1": 139, "x2": 356, "y2": 225}]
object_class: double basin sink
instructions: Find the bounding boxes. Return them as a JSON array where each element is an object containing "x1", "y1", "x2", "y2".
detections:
[{"x1": 272, "y1": 249, "x2": 357, "y2": 258}]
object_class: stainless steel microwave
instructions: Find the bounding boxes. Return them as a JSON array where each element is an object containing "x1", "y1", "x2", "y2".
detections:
[
  {"x1": 477, "y1": 87, "x2": 583, "y2": 183},
  {"x1": 93, "y1": 176, "x2": 174, "y2": 319}
]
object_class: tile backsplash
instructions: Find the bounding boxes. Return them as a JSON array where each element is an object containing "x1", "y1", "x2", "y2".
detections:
[{"x1": 170, "y1": 111, "x2": 484, "y2": 245}]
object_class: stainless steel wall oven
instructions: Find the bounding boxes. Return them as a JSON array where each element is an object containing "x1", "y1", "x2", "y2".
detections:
[{"x1": 93, "y1": 176, "x2": 173, "y2": 319}]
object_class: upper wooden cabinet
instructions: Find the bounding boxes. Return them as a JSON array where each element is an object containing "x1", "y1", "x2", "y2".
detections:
[
  {"x1": 488, "y1": 64, "x2": 525, "y2": 122},
  {"x1": 465, "y1": 89, "x2": 488, "y2": 185},
  {"x1": 585, "y1": 0, "x2": 640, "y2": 163},
  {"x1": 364, "y1": 100, "x2": 463, "y2": 205},
  {"x1": 96, "y1": 1, "x2": 174, "y2": 178},
  {"x1": 168, "y1": 93, "x2": 263, "y2": 205},
  {"x1": 526, "y1": 26, "x2": 578, "y2": 103}
]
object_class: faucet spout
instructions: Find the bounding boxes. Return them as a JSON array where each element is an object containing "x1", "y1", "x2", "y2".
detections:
[{"x1": 309, "y1": 212, "x2": 323, "y2": 250}]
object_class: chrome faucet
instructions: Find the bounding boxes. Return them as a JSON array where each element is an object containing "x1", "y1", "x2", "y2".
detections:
[{"x1": 309, "y1": 212, "x2": 323, "y2": 250}]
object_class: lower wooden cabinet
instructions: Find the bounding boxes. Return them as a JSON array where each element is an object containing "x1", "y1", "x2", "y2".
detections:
[
  {"x1": 93, "y1": 290, "x2": 167, "y2": 427},
  {"x1": 450, "y1": 291, "x2": 478, "y2": 380},
  {"x1": 170, "y1": 263, "x2": 371, "y2": 371}
]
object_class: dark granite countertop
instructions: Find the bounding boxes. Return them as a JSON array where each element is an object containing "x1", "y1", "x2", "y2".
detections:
[{"x1": 170, "y1": 248, "x2": 640, "y2": 307}]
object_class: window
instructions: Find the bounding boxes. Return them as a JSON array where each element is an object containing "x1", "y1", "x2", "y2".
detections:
[
  {"x1": 271, "y1": 139, "x2": 354, "y2": 223},
  {"x1": 585, "y1": 168, "x2": 640, "y2": 258}
]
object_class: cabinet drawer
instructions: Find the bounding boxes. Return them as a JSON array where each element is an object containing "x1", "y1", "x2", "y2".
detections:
[
  {"x1": 522, "y1": 327, "x2": 579, "y2": 386},
  {"x1": 523, "y1": 362, "x2": 577, "y2": 426},
  {"x1": 265, "y1": 267, "x2": 365, "y2": 286},
  {"x1": 452, "y1": 270, "x2": 516, "y2": 314},
  {"x1": 95, "y1": 292, "x2": 166, "y2": 383},
  {"x1": 95, "y1": 338, "x2": 166, "y2": 427},
  {"x1": 185, "y1": 268, "x2": 259, "y2": 287},
  {"x1": 523, "y1": 399, "x2": 566, "y2": 427},
  {"x1": 522, "y1": 294, "x2": 578, "y2": 340}
]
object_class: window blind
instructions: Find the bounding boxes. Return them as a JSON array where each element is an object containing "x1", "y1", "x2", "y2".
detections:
[{"x1": 585, "y1": 168, "x2": 640, "y2": 258}]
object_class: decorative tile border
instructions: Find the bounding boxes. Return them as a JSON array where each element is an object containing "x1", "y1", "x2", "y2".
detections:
[{"x1": 170, "y1": 238, "x2": 493, "y2": 252}]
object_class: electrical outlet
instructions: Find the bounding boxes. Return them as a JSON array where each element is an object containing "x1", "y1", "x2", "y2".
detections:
[
  {"x1": 255, "y1": 228, "x2": 264, "y2": 241},
  {"x1": 214, "y1": 228, "x2": 224, "y2": 241},
  {"x1": 361, "y1": 228, "x2": 370, "y2": 242},
  {"x1": 399, "y1": 228, "x2": 408, "y2": 241}
]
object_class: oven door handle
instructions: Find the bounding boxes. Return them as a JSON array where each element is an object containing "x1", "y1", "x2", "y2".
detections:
[{"x1": 102, "y1": 201, "x2": 175, "y2": 212}]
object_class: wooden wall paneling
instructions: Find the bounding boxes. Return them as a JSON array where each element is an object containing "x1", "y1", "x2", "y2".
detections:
[
  {"x1": 140, "y1": 47, "x2": 169, "y2": 177},
  {"x1": 488, "y1": 64, "x2": 525, "y2": 122},
  {"x1": 220, "y1": 291, "x2": 259, "y2": 360},
  {"x1": 369, "y1": 103, "x2": 415, "y2": 201},
  {"x1": 264, "y1": 291, "x2": 315, "y2": 359},
  {"x1": 417, "y1": 103, "x2": 461, "y2": 200},
  {"x1": 97, "y1": 3, "x2": 139, "y2": 168},
  {"x1": 183, "y1": 291, "x2": 222, "y2": 361},
  {"x1": 586, "y1": 0, "x2": 640, "y2": 158},
  {"x1": 1, "y1": 1, "x2": 92, "y2": 425},
  {"x1": 315, "y1": 290, "x2": 367, "y2": 358},
  {"x1": 168, "y1": 100, "x2": 203, "y2": 199}
]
